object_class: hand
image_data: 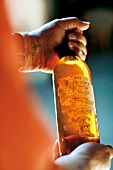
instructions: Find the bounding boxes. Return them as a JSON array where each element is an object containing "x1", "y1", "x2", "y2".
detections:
[
  {"x1": 53, "y1": 140, "x2": 113, "y2": 170},
  {"x1": 21, "y1": 17, "x2": 90, "y2": 72}
]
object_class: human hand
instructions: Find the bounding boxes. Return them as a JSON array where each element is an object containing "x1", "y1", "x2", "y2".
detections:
[
  {"x1": 53, "y1": 140, "x2": 113, "y2": 170},
  {"x1": 21, "y1": 17, "x2": 90, "y2": 72}
]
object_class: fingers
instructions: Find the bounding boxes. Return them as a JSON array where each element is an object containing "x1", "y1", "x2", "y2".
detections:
[
  {"x1": 68, "y1": 32, "x2": 87, "y2": 46},
  {"x1": 57, "y1": 17, "x2": 89, "y2": 61},
  {"x1": 68, "y1": 32, "x2": 87, "y2": 61},
  {"x1": 75, "y1": 48, "x2": 86, "y2": 61},
  {"x1": 58, "y1": 17, "x2": 90, "y2": 32},
  {"x1": 68, "y1": 41, "x2": 87, "y2": 55}
]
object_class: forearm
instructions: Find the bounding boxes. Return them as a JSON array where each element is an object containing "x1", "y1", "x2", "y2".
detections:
[{"x1": 13, "y1": 32, "x2": 45, "y2": 72}]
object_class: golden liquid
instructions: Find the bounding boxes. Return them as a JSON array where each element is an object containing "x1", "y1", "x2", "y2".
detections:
[{"x1": 53, "y1": 56, "x2": 100, "y2": 155}]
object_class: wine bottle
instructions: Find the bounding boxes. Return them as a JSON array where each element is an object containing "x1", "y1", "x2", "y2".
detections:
[{"x1": 53, "y1": 56, "x2": 100, "y2": 156}]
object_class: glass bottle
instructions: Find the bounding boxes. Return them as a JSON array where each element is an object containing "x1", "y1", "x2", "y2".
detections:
[{"x1": 53, "y1": 56, "x2": 100, "y2": 156}]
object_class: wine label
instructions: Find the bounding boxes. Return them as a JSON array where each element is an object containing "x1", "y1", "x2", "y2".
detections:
[
  {"x1": 57, "y1": 75, "x2": 96, "y2": 113},
  {"x1": 57, "y1": 75, "x2": 98, "y2": 137}
]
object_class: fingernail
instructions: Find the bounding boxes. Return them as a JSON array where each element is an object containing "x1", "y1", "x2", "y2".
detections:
[
  {"x1": 82, "y1": 21, "x2": 90, "y2": 24},
  {"x1": 82, "y1": 57, "x2": 85, "y2": 61}
]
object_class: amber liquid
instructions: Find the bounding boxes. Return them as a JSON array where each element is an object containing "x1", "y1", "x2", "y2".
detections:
[{"x1": 53, "y1": 56, "x2": 100, "y2": 155}]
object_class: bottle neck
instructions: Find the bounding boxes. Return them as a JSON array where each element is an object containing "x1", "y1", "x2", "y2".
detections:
[{"x1": 60, "y1": 56, "x2": 81, "y2": 65}]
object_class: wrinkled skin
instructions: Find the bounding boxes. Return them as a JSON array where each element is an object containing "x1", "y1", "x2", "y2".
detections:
[{"x1": 22, "y1": 17, "x2": 90, "y2": 72}]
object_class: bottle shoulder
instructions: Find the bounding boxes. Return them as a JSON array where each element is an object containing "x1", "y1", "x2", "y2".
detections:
[{"x1": 54, "y1": 56, "x2": 92, "y2": 83}]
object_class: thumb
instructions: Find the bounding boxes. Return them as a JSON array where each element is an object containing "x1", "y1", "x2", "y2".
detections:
[{"x1": 58, "y1": 17, "x2": 90, "y2": 31}]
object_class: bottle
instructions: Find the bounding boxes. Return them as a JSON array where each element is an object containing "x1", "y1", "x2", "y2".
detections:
[{"x1": 53, "y1": 55, "x2": 100, "y2": 156}]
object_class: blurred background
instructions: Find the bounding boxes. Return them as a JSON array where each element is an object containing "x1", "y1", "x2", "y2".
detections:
[{"x1": 4, "y1": 0, "x2": 113, "y2": 168}]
